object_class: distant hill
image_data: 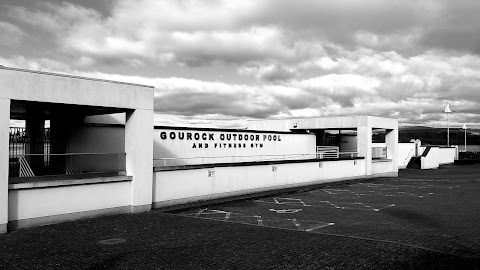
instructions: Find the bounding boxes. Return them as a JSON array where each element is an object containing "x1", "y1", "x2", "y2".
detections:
[{"x1": 398, "y1": 126, "x2": 480, "y2": 145}]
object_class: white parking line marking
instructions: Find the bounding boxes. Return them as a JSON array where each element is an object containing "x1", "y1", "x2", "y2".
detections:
[
  {"x1": 255, "y1": 215, "x2": 263, "y2": 226},
  {"x1": 183, "y1": 209, "x2": 335, "y2": 233},
  {"x1": 194, "y1": 208, "x2": 207, "y2": 217},
  {"x1": 305, "y1": 222, "x2": 335, "y2": 232},
  {"x1": 269, "y1": 209, "x2": 303, "y2": 214},
  {"x1": 255, "y1": 198, "x2": 395, "y2": 211},
  {"x1": 290, "y1": 219, "x2": 304, "y2": 231},
  {"x1": 271, "y1": 197, "x2": 310, "y2": 206}
]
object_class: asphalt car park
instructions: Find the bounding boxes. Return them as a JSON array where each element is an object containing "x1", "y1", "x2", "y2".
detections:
[
  {"x1": 0, "y1": 165, "x2": 479, "y2": 269},
  {"x1": 175, "y1": 165, "x2": 480, "y2": 262}
]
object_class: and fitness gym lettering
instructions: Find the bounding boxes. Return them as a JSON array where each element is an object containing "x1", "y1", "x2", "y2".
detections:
[{"x1": 159, "y1": 131, "x2": 282, "y2": 149}]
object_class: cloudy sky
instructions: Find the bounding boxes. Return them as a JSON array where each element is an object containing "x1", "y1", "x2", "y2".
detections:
[{"x1": 1, "y1": 0, "x2": 480, "y2": 128}]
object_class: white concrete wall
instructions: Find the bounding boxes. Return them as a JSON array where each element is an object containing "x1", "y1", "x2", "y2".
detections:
[
  {"x1": 0, "y1": 98, "x2": 10, "y2": 233},
  {"x1": 385, "y1": 128, "x2": 398, "y2": 174},
  {"x1": 437, "y1": 147, "x2": 456, "y2": 165},
  {"x1": 8, "y1": 181, "x2": 130, "y2": 223},
  {"x1": 126, "y1": 110, "x2": 153, "y2": 212},
  {"x1": 372, "y1": 161, "x2": 396, "y2": 175},
  {"x1": 0, "y1": 67, "x2": 153, "y2": 110},
  {"x1": 68, "y1": 126, "x2": 125, "y2": 153},
  {"x1": 398, "y1": 143, "x2": 415, "y2": 169},
  {"x1": 153, "y1": 159, "x2": 367, "y2": 207},
  {"x1": 154, "y1": 128, "x2": 317, "y2": 166},
  {"x1": 84, "y1": 113, "x2": 126, "y2": 125},
  {"x1": 66, "y1": 126, "x2": 126, "y2": 172},
  {"x1": 0, "y1": 67, "x2": 155, "y2": 232},
  {"x1": 248, "y1": 116, "x2": 396, "y2": 131},
  {"x1": 371, "y1": 143, "x2": 386, "y2": 148},
  {"x1": 247, "y1": 116, "x2": 398, "y2": 177},
  {"x1": 357, "y1": 126, "x2": 373, "y2": 175},
  {"x1": 421, "y1": 147, "x2": 439, "y2": 169}
]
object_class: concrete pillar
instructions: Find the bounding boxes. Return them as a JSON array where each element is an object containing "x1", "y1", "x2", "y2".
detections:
[
  {"x1": 386, "y1": 126, "x2": 399, "y2": 176},
  {"x1": 357, "y1": 125, "x2": 372, "y2": 176},
  {"x1": 0, "y1": 98, "x2": 10, "y2": 233},
  {"x1": 25, "y1": 104, "x2": 45, "y2": 175},
  {"x1": 49, "y1": 109, "x2": 71, "y2": 175},
  {"x1": 125, "y1": 109, "x2": 153, "y2": 213}
]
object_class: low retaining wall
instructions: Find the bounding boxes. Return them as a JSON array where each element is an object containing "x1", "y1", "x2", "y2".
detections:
[
  {"x1": 152, "y1": 158, "x2": 394, "y2": 209},
  {"x1": 398, "y1": 143, "x2": 415, "y2": 169},
  {"x1": 6, "y1": 157, "x2": 401, "y2": 231},
  {"x1": 421, "y1": 147, "x2": 439, "y2": 169},
  {"x1": 438, "y1": 147, "x2": 456, "y2": 165},
  {"x1": 8, "y1": 176, "x2": 132, "y2": 230},
  {"x1": 420, "y1": 146, "x2": 456, "y2": 170}
]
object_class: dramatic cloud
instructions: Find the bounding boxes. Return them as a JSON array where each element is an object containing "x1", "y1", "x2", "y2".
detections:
[
  {"x1": 0, "y1": 21, "x2": 25, "y2": 46},
  {"x1": 1, "y1": 0, "x2": 480, "y2": 128}
]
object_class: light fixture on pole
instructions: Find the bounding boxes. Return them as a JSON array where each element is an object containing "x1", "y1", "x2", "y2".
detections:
[
  {"x1": 444, "y1": 103, "x2": 452, "y2": 146},
  {"x1": 462, "y1": 123, "x2": 467, "y2": 152}
]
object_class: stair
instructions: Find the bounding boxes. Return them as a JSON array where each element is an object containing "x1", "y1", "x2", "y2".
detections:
[{"x1": 407, "y1": 156, "x2": 421, "y2": 169}]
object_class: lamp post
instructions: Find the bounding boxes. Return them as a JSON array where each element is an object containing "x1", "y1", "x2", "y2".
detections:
[
  {"x1": 463, "y1": 123, "x2": 467, "y2": 151},
  {"x1": 445, "y1": 104, "x2": 452, "y2": 146}
]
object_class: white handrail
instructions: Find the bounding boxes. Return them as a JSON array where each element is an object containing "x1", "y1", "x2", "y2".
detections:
[
  {"x1": 154, "y1": 151, "x2": 359, "y2": 167},
  {"x1": 10, "y1": 152, "x2": 125, "y2": 157},
  {"x1": 405, "y1": 149, "x2": 414, "y2": 161}
]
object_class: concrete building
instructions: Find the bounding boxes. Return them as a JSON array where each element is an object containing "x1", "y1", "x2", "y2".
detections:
[
  {"x1": 0, "y1": 66, "x2": 154, "y2": 233},
  {"x1": 247, "y1": 116, "x2": 399, "y2": 177},
  {"x1": 1, "y1": 66, "x2": 400, "y2": 232}
]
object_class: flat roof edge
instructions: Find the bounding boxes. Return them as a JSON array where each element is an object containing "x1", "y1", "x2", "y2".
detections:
[
  {"x1": 247, "y1": 115, "x2": 398, "y2": 122},
  {"x1": 0, "y1": 65, "x2": 155, "y2": 89}
]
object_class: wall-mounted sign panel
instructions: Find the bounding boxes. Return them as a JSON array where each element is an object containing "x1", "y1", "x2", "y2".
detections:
[{"x1": 153, "y1": 127, "x2": 316, "y2": 166}]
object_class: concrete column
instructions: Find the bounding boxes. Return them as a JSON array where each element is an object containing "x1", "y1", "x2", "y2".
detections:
[
  {"x1": 49, "y1": 108, "x2": 72, "y2": 175},
  {"x1": 357, "y1": 125, "x2": 372, "y2": 176},
  {"x1": 125, "y1": 109, "x2": 153, "y2": 213},
  {"x1": 386, "y1": 126, "x2": 399, "y2": 176},
  {"x1": 25, "y1": 104, "x2": 45, "y2": 175},
  {"x1": 0, "y1": 98, "x2": 10, "y2": 233}
]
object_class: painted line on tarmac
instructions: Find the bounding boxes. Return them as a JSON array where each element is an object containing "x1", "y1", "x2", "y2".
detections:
[
  {"x1": 255, "y1": 198, "x2": 395, "y2": 211},
  {"x1": 289, "y1": 219, "x2": 304, "y2": 231},
  {"x1": 255, "y1": 215, "x2": 263, "y2": 226},
  {"x1": 180, "y1": 208, "x2": 334, "y2": 233},
  {"x1": 269, "y1": 209, "x2": 303, "y2": 214},
  {"x1": 194, "y1": 208, "x2": 207, "y2": 217},
  {"x1": 177, "y1": 211, "x2": 475, "y2": 258},
  {"x1": 273, "y1": 197, "x2": 310, "y2": 206},
  {"x1": 305, "y1": 222, "x2": 335, "y2": 232},
  {"x1": 224, "y1": 212, "x2": 231, "y2": 221}
]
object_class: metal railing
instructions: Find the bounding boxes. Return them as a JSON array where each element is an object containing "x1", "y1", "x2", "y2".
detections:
[
  {"x1": 316, "y1": 146, "x2": 340, "y2": 158},
  {"x1": 404, "y1": 148, "x2": 414, "y2": 162},
  {"x1": 9, "y1": 127, "x2": 51, "y2": 157},
  {"x1": 9, "y1": 153, "x2": 126, "y2": 178},
  {"x1": 154, "y1": 151, "x2": 358, "y2": 168}
]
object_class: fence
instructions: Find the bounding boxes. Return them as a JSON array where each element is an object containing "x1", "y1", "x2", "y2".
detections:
[
  {"x1": 9, "y1": 127, "x2": 51, "y2": 157},
  {"x1": 316, "y1": 146, "x2": 339, "y2": 158}
]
